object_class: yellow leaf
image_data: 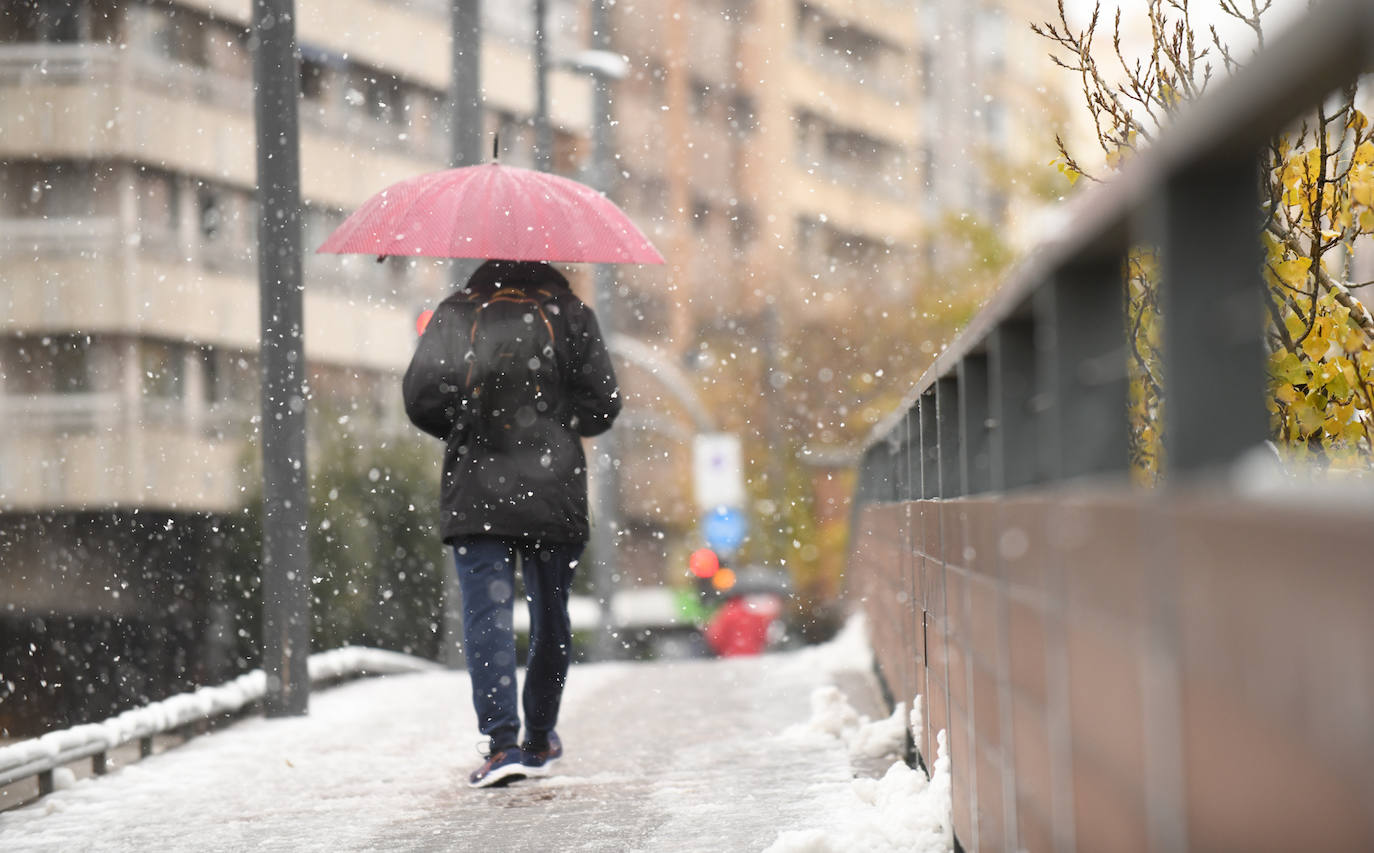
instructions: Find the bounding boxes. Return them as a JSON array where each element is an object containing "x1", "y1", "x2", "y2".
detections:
[
  {"x1": 1352, "y1": 110, "x2": 1371, "y2": 135},
  {"x1": 1274, "y1": 383, "x2": 1301, "y2": 404},
  {"x1": 1305, "y1": 148, "x2": 1323, "y2": 183},
  {"x1": 1275, "y1": 257, "x2": 1312, "y2": 288},
  {"x1": 1285, "y1": 311, "x2": 1307, "y2": 341},
  {"x1": 1293, "y1": 401, "x2": 1324, "y2": 434},
  {"x1": 1351, "y1": 179, "x2": 1374, "y2": 208},
  {"x1": 1281, "y1": 159, "x2": 1302, "y2": 190},
  {"x1": 1303, "y1": 333, "x2": 1331, "y2": 362},
  {"x1": 1355, "y1": 141, "x2": 1374, "y2": 168},
  {"x1": 1361, "y1": 210, "x2": 1374, "y2": 232}
]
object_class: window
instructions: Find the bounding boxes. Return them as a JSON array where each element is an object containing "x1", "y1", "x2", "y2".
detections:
[
  {"x1": 4, "y1": 0, "x2": 86, "y2": 43},
  {"x1": 141, "y1": 342, "x2": 185, "y2": 400},
  {"x1": 198, "y1": 184, "x2": 222, "y2": 240},
  {"x1": 45, "y1": 0, "x2": 82, "y2": 43},
  {"x1": 728, "y1": 95, "x2": 756, "y2": 134},
  {"x1": 730, "y1": 207, "x2": 756, "y2": 253},
  {"x1": 366, "y1": 74, "x2": 403, "y2": 125},
  {"x1": 691, "y1": 80, "x2": 713, "y2": 118},
  {"x1": 691, "y1": 198, "x2": 711, "y2": 232},
  {"x1": 137, "y1": 168, "x2": 180, "y2": 233},
  {"x1": 200, "y1": 347, "x2": 220, "y2": 404},
  {"x1": 50, "y1": 336, "x2": 92, "y2": 393},
  {"x1": 300, "y1": 59, "x2": 328, "y2": 102}
]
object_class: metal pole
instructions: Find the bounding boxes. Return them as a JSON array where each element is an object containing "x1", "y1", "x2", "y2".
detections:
[
  {"x1": 442, "y1": 0, "x2": 484, "y2": 670},
  {"x1": 251, "y1": 0, "x2": 310, "y2": 717},
  {"x1": 587, "y1": 0, "x2": 619, "y2": 661},
  {"x1": 533, "y1": 0, "x2": 552, "y2": 171}
]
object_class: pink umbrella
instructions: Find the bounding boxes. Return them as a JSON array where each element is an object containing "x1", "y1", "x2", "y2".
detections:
[{"x1": 315, "y1": 163, "x2": 664, "y2": 265}]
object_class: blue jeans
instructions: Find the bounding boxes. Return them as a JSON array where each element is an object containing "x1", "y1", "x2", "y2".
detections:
[{"x1": 452, "y1": 536, "x2": 582, "y2": 752}]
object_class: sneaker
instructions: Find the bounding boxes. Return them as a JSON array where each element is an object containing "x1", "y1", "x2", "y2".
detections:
[
  {"x1": 468, "y1": 748, "x2": 527, "y2": 788},
  {"x1": 520, "y1": 731, "x2": 563, "y2": 775}
]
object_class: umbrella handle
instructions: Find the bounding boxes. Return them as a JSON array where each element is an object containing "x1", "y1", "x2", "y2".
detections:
[{"x1": 492, "y1": 131, "x2": 499, "y2": 162}]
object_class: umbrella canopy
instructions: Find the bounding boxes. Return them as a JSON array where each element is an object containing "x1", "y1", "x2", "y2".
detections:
[{"x1": 315, "y1": 163, "x2": 664, "y2": 265}]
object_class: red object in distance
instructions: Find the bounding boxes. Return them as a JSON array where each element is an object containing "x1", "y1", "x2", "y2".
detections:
[
  {"x1": 688, "y1": 548, "x2": 720, "y2": 579},
  {"x1": 415, "y1": 309, "x2": 434, "y2": 336},
  {"x1": 314, "y1": 163, "x2": 665, "y2": 265},
  {"x1": 704, "y1": 595, "x2": 782, "y2": 657}
]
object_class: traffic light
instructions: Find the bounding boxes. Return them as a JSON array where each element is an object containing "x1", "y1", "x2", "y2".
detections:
[{"x1": 688, "y1": 547, "x2": 719, "y2": 579}]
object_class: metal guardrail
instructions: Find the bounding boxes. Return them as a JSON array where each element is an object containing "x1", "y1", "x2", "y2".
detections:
[
  {"x1": 856, "y1": 0, "x2": 1374, "y2": 500},
  {"x1": 0, "y1": 647, "x2": 436, "y2": 803}
]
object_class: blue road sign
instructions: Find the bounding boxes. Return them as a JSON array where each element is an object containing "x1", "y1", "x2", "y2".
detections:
[{"x1": 703, "y1": 506, "x2": 748, "y2": 554}]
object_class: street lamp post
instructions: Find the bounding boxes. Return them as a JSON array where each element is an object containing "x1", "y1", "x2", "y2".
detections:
[
  {"x1": 533, "y1": 0, "x2": 553, "y2": 172},
  {"x1": 442, "y1": 0, "x2": 484, "y2": 670},
  {"x1": 251, "y1": 0, "x2": 310, "y2": 717},
  {"x1": 568, "y1": 2, "x2": 629, "y2": 661}
]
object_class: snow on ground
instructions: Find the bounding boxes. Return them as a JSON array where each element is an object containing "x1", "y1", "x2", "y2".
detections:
[
  {"x1": 0, "y1": 615, "x2": 950, "y2": 852},
  {"x1": 765, "y1": 641, "x2": 953, "y2": 853}
]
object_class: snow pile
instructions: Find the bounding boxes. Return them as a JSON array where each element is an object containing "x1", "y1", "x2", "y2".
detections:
[
  {"x1": 847, "y1": 701, "x2": 909, "y2": 763},
  {"x1": 768, "y1": 691, "x2": 952, "y2": 853},
  {"x1": 783, "y1": 686, "x2": 907, "y2": 764},
  {"x1": 0, "y1": 647, "x2": 435, "y2": 784}
]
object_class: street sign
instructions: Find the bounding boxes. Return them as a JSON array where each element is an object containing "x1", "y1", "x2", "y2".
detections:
[
  {"x1": 693, "y1": 433, "x2": 745, "y2": 510},
  {"x1": 703, "y1": 505, "x2": 748, "y2": 554}
]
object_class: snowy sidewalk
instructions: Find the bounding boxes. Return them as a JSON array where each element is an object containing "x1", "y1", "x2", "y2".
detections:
[{"x1": 0, "y1": 622, "x2": 950, "y2": 853}]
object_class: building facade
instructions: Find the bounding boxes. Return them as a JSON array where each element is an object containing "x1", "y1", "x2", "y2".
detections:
[{"x1": 0, "y1": 0, "x2": 593, "y2": 734}]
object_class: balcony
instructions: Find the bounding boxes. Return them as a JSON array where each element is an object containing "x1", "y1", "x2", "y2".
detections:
[
  {"x1": 0, "y1": 44, "x2": 448, "y2": 210},
  {"x1": 799, "y1": 0, "x2": 919, "y2": 44},
  {"x1": 785, "y1": 61, "x2": 918, "y2": 149},
  {"x1": 786, "y1": 167, "x2": 920, "y2": 242},
  {"x1": 0, "y1": 393, "x2": 252, "y2": 513},
  {"x1": 0, "y1": 216, "x2": 417, "y2": 372}
]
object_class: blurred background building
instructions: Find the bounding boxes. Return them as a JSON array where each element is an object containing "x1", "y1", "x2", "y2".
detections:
[
  {"x1": 0, "y1": 0, "x2": 593, "y2": 734},
  {"x1": 0, "y1": 0, "x2": 1068, "y2": 734}
]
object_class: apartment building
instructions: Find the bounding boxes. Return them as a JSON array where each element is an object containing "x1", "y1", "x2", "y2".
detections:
[
  {"x1": 597, "y1": 0, "x2": 1068, "y2": 595},
  {"x1": 917, "y1": 0, "x2": 1073, "y2": 247},
  {"x1": 0, "y1": 0, "x2": 593, "y2": 733},
  {"x1": 599, "y1": 0, "x2": 923, "y2": 569}
]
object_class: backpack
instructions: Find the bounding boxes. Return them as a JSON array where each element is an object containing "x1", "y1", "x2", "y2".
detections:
[{"x1": 461, "y1": 285, "x2": 561, "y2": 446}]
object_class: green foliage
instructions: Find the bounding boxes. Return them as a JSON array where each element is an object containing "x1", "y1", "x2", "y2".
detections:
[
  {"x1": 307, "y1": 425, "x2": 445, "y2": 655},
  {"x1": 219, "y1": 422, "x2": 446, "y2": 663}
]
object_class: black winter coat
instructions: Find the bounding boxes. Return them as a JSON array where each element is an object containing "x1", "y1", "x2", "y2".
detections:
[{"x1": 402, "y1": 261, "x2": 620, "y2": 545}]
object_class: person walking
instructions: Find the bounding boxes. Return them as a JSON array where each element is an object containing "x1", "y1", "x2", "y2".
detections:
[{"x1": 403, "y1": 259, "x2": 621, "y2": 788}]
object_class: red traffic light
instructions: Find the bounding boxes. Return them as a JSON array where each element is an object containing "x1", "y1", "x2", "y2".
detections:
[{"x1": 688, "y1": 548, "x2": 720, "y2": 579}]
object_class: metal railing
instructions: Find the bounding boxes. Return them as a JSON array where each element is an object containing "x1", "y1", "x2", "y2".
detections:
[
  {"x1": 848, "y1": 1, "x2": 1374, "y2": 851},
  {"x1": 0, "y1": 647, "x2": 436, "y2": 805},
  {"x1": 857, "y1": 0, "x2": 1374, "y2": 502}
]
